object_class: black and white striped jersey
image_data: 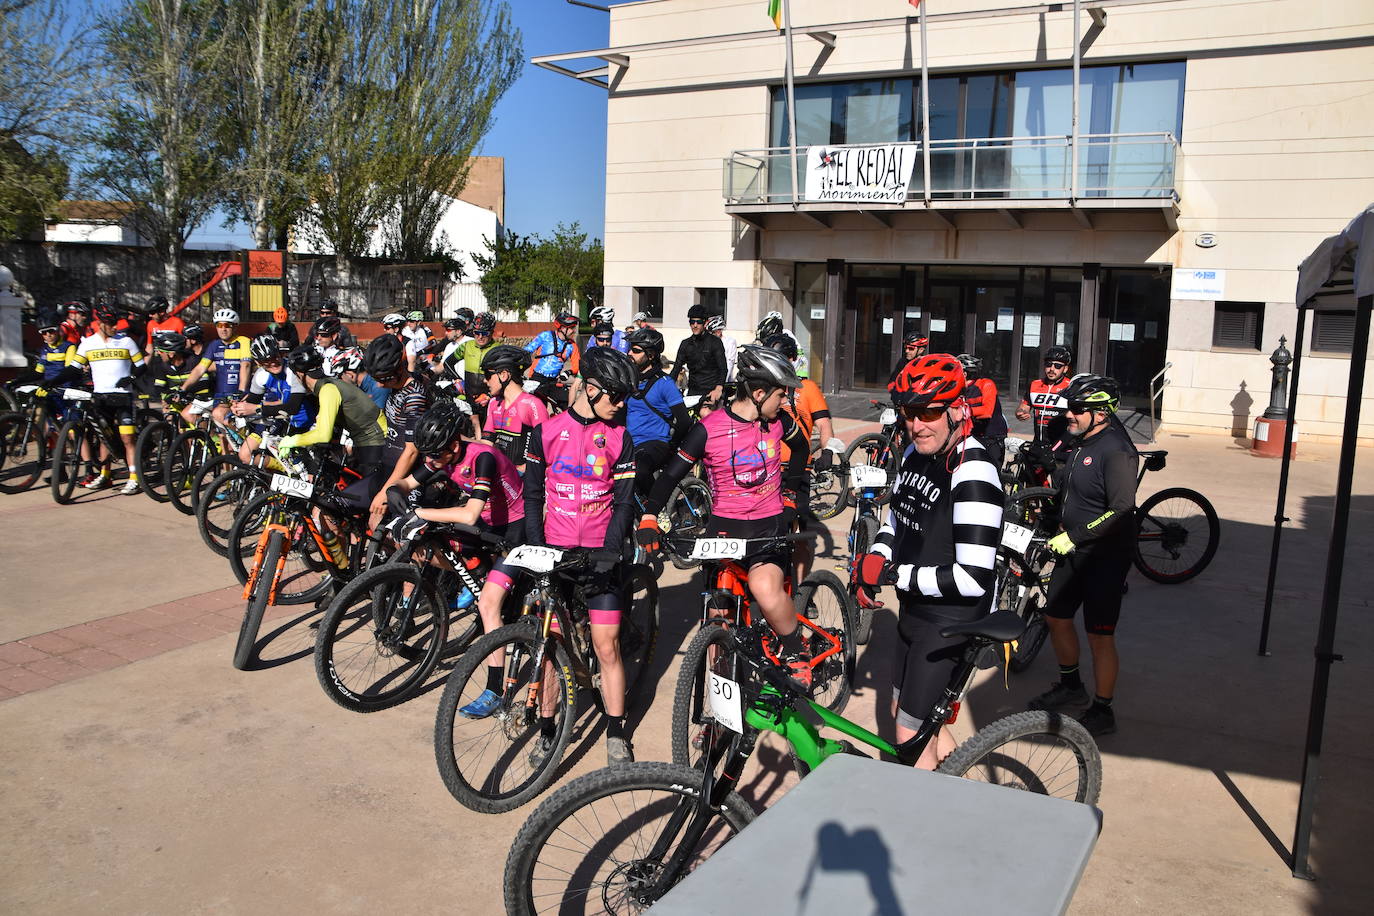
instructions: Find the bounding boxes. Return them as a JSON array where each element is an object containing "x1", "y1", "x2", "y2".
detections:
[{"x1": 873, "y1": 437, "x2": 1005, "y2": 623}]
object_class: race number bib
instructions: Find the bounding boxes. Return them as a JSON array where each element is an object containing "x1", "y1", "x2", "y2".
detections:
[
  {"x1": 850, "y1": 464, "x2": 888, "y2": 489},
  {"x1": 879, "y1": 408, "x2": 898, "y2": 426},
  {"x1": 505, "y1": 544, "x2": 564, "y2": 573},
  {"x1": 269, "y1": 474, "x2": 314, "y2": 499},
  {"x1": 1001, "y1": 522, "x2": 1033, "y2": 554},
  {"x1": 690, "y1": 538, "x2": 747, "y2": 561},
  {"x1": 707, "y1": 672, "x2": 744, "y2": 734}
]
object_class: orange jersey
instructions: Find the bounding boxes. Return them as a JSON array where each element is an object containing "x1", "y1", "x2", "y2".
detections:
[{"x1": 780, "y1": 379, "x2": 830, "y2": 464}]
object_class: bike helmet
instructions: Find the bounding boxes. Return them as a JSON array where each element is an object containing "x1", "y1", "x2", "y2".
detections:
[
  {"x1": 364, "y1": 334, "x2": 406, "y2": 380},
  {"x1": 407, "y1": 309, "x2": 425, "y2": 322},
  {"x1": 956, "y1": 353, "x2": 983, "y2": 374},
  {"x1": 250, "y1": 334, "x2": 285, "y2": 362},
  {"x1": 903, "y1": 331, "x2": 929, "y2": 347},
  {"x1": 94, "y1": 305, "x2": 121, "y2": 325},
  {"x1": 763, "y1": 333, "x2": 799, "y2": 361},
  {"x1": 580, "y1": 346, "x2": 637, "y2": 401},
  {"x1": 1063, "y1": 373, "x2": 1120, "y2": 413},
  {"x1": 443, "y1": 317, "x2": 466, "y2": 331},
  {"x1": 632, "y1": 311, "x2": 649, "y2": 323},
  {"x1": 381, "y1": 312, "x2": 405, "y2": 329},
  {"x1": 735, "y1": 344, "x2": 801, "y2": 390},
  {"x1": 889, "y1": 354, "x2": 966, "y2": 407},
  {"x1": 625, "y1": 327, "x2": 664, "y2": 357},
  {"x1": 183, "y1": 323, "x2": 204, "y2": 342},
  {"x1": 330, "y1": 346, "x2": 364, "y2": 375},
  {"x1": 313, "y1": 315, "x2": 341, "y2": 336},
  {"x1": 470, "y1": 312, "x2": 496, "y2": 336},
  {"x1": 687, "y1": 305, "x2": 708, "y2": 322},
  {"x1": 273, "y1": 306, "x2": 290, "y2": 324},
  {"x1": 553, "y1": 312, "x2": 578, "y2": 328},
  {"x1": 481, "y1": 344, "x2": 531, "y2": 375},
  {"x1": 145, "y1": 295, "x2": 170, "y2": 314},
  {"x1": 592, "y1": 322, "x2": 615, "y2": 342},
  {"x1": 756, "y1": 313, "x2": 784, "y2": 340},
  {"x1": 38, "y1": 318, "x2": 61, "y2": 334},
  {"x1": 589, "y1": 305, "x2": 614, "y2": 324},
  {"x1": 66, "y1": 301, "x2": 90, "y2": 315},
  {"x1": 212, "y1": 308, "x2": 239, "y2": 324},
  {"x1": 1044, "y1": 345, "x2": 1073, "y2": 366},
  {"x1": 704, "y1": 316, "x2": 725, "y2": 333},
  {"x1": 286, "y1": 345, "x2": 324, "y2": 374},
  {"x1": 319, "y1": 299, "x2": 339, "y2": 315},
  {"x1": 413, "y1": 402, "x2": 467, "y2": 457}
]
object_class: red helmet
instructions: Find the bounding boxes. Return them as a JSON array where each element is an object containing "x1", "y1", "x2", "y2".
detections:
[
  {"x1": 554, "y1": 312, "x2": 578, "y2": 328},
  {"x1": 889, "y1": 354, "x2": 966, "y2": 407}
]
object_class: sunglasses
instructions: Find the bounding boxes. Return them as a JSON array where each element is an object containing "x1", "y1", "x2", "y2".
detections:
[
  {"x1": 1065, "y1": 402, "x2": 1098, "y2": 414},
  {"x1": 899, "y1": 404, "x2": 949, "y2": 422},
  {"x1": 586, "y1": 382, "x2": 626, "y2": 405},
  {"x1": 1045, "y1": 361, "x2": 1068, "y2": 369},
  {"x1": 688, "y1": 319, "x2": 704, "y2": 325},
  {"x1": 215, "y1": 323, "x2": 235, "y2": 330},
  {"x1": 629, "y1": 345, "x2": 645, "y2": 354},
  {"x1": 596, "y1": 337, "x2": 612, "y2": 344},
  {"x1": 483, "y1": 368, "x2": 505, "y2": 378}
]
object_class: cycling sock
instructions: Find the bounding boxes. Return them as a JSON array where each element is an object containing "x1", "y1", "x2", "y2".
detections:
[
  {"x1": 1058, "y1": 664, "x2": 1083, "y2": 689},
  {"x1": 1093, "y1": 695, "x2": 1113, "y2": 709},
  {"x1": 485, "y1": 665, "x2": 503, "y2": 694},
  {"x1": 606, "y1": 714, "x2": 627, "y2": 741},
  {"x1": 539, "y1": 715, "x2": 557, "y2": 739},
  {"x1": 129, "y1": 472, "x2": 139, "y2": 483},
  {"x1": 778, "y1": 628, "x2": 806, "y2": 656}
]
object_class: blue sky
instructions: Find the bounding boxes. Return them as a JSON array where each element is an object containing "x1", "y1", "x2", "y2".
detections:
[{"x1": 181, "y1": 0, "x2": 620, "y2": 249}]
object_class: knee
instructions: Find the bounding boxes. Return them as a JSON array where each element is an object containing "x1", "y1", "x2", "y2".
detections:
[{"x1": 593, "y1": 635, "x2": 621, "y2": 664}]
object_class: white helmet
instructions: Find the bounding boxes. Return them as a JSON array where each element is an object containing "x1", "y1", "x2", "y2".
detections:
[
  {"x1": 633, "y1": 311, "x2": 649, "y2": 322},
  {"x1": 590, "y1": 306, "x2": 614, "y2": 323},
  {"x1": 212, "y1": 308, "x2": 239, "y2": 324},
  {"x1": 381, "y1": 312, "x2": 405, "y2": 328},
  {"x1": 705, "y1": 316, "x2": 725, "y2": 332}
]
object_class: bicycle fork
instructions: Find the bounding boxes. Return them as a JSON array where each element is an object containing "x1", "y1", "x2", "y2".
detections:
[{"x1": 242, "y1": 521, "x2": 295, "y2": 606}]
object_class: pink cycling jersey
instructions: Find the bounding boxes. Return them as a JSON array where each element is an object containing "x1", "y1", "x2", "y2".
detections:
[
  {"x1": 525, "y1": 410, "x2": 635, "y2": 549},
  {"x1": 445, "y1": 441, "x2": 524, "y2": 527},
  {"x1": 484, "y1": 391, "x2": 549, "y2": 462},
  {"x1": 696, "y1": 407, "x2": 787, "y2": 520}
]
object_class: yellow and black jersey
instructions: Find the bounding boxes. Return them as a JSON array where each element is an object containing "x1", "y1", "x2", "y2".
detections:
[{"x1": 71, "y1": 332, "x2": 144, "y2": 393}]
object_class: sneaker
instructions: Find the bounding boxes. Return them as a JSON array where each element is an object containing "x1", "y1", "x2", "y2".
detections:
[
  {"x1": 120, "y1": 479, "x2": 140, "y2": 495},
  {"x1": 1077, "y1": 704, "x2": 1117, "y2": 737},
  {"x1": 780, "y1": 651, "x2": 813, "y2": 693},
  {"x1": 606, "y1": 736, "x2": 635, "y2": 766},
  {"x1": 459, "y1": 689, "x2": 502, "y2": 719},
  {"x1": 527, "y1": 734, "x2": 557, "y2": 770},
  {"x1": 81, "y1": 474, "x2": 112, "y2": 490},
  {"x1": 1027, "y1": 681, "x2": 1089, "y2": 711}
]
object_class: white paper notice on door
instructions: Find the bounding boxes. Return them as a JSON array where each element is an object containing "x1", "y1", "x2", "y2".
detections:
[
  {"x1": 810, "y1": 307, "x2": 826, "y2": 320},
  {"x1": 1023, "y1": 315, "x2": 1042, "y2": 347},
  {"x1": 984, "y1": 320, "x2": 996, "y2": 334},
  {"x1": 997, "y1": 307, "x2": 1014, "y2": 331},
  {"x1": 1108, "y1": 322, "x2": 1137, "y2": 342},
  {"x1": 881, "y1": 317, "x2": 894, "y2": 334},
  {"x1": 905, "y1": 309, "x2": 922, "y2": 318},
  {"x1": 930, "y1": 318, "x2": 947, "y2": 332}
]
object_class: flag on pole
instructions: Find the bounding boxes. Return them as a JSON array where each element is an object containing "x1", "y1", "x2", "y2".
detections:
[
  {"x1": 910, "y1": 0, "x2": 923, "y2": 9},
  {"x1": 767, "y1": 0, "x2": 782, "y2": 30}
]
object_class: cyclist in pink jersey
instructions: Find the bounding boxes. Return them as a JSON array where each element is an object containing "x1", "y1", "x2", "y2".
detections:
[
  {"x1": 473, "y1": 347, "x2": 640, "y2": 766},
  {"x1": 480, "y1": 344, "x2": 549, "y2": 468},
  {"x1": 640, "y1": 345, "x2": 814, "y2": 686}
]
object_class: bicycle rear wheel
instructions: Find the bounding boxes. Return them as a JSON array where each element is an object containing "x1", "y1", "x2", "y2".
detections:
[
  {"x1": 794, "y1": 570, "x2": 856, "y2": 714},
  {"x1": 808, "y1": 462, "x2": 847, "y2": 520},
  {"x1": 197, "y1": 467, "x2": 267, "y2": 558},
  {"x1": 504, "y1": 761, "x2": 755, "y2": 916},
  {"x1": 1133, "y1": 487, "x2": 1219, "y2": 584},
  {"x1": 620, "y1": 564, "x2": 660, "y2": 707},
  {"x1": 434, "y1": 616, "x2": 577, "y2": 813},
  {"x1": 0, "y1": 411, "x2": 46, "y2": 493},
  {"x1": 165, "y1": 428, "x2": 214, "y2": 516},
  {"x1": 50, "y1": 419, "x2": 87, "y2": 504},
  {"x1": 133, "y1": 420, "x2": 173, "y2": 502},
  {"x1": 936, "y1": 710, "x2": 1101, "y2": 805}
]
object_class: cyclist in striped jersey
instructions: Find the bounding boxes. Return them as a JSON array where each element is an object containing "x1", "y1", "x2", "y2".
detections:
[{"x1": 856, "y1": 354, "x2": 1005, "y2": 770}]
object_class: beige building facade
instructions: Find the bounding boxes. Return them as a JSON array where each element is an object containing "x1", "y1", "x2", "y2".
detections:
[{"x1": 537, "y1": 0, "x2": 1374, "y2": 440}]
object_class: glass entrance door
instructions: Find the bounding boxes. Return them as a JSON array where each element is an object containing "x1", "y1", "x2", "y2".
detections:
[
  {"x1": 846, "y1": 280, "x2": 899, "y2": 388},
  {"x1": 970, "y1": 284, "x2": 1018, "y2": 392},
  {"x1": 926, "y1": 283, "x2": 964, "y2": 356}
]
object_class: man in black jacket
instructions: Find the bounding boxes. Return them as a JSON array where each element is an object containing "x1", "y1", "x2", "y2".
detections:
[
  {"x1": 1027, "y1": 374, "x2": 1138, "y2": 737},
  {"x1": 671, "y1": 304, "x2": 726, "y2": 411}
]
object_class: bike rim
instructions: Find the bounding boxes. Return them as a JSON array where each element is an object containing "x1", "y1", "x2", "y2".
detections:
[
  {"x1": 325, "y1": 573, "x2": 445, "y2": 704},
  {"x1": 956, "y1": 731, "x2": 1092, "y2": 801}
]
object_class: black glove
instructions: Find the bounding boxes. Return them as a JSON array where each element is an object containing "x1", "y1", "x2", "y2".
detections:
[
  {"x1": 812, "y1": 449, "x2": 833, "y2": 473},
  {"x1": 591, "y1": 549, "x2": 620, "y2": 576},
  {"x1": 114, "y1": 376, "x2": 133, "y2": 391},
  {"x1": 393, "y1": 510, "x2": 427, "y2": 542}
]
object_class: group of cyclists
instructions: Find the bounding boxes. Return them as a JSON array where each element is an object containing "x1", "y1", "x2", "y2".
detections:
[{"x1": 7, "y1": 292, "x2": 1136, "y2": 769}]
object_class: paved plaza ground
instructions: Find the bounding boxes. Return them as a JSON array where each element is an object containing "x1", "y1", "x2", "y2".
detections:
[{"x1": 1, "y1": 418, "x2": 1370, "y2": 914}]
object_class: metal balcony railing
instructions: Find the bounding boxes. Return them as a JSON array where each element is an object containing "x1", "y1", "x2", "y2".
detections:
[{"x1": 723, "y1": 132, "x2": 1178, "y2": 206}]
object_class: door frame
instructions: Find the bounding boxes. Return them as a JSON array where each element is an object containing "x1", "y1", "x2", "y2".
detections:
[{"x1": 843, "y1": 276, "x2": 901, "y2": 390}]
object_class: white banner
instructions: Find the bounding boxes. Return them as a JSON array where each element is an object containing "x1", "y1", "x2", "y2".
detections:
[{"x1": 805, "y1": 145, "x2": 916, "y2": 204}]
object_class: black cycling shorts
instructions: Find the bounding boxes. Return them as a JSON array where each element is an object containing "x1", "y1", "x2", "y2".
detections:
[
  {"x1": 336, "y1": 444, "x2": 389, "y2": 511},
  {"x1": 487, "y1": 556, "x2": 624, "y2": 626},
  {"x1": 632, "y1": 440, "x2": 672, "y2": 497},
  {"x1": 706, "y1": 514, "x2": 790, "y2": 572},
  {"x1": 1043, "y1": 540, "x2": 1133, "y2": 635},
  {"x1": 891, "y1": 611, "x2": 968, "y2": 731},
  {"x1": 92, "y1": 392, "x2": 135, "y2": 434}
]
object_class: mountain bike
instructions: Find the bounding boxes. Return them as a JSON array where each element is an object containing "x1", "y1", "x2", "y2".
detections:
[
  {"x1": 134, "y1": 392, "x2": 212, "y2": 504},
  {"x1": 0, "y1": 384, "x2": 54, "y2": 494},
  {"x1": 504, "y1": 613, "x2": 1100, "y2": 915},
  {"x1": 194, "y1": 420, "x2": 290, "y2": 558},
  {"x1": 313, "y1": 520, "x2": 506, "y2": 713},
  {"x1": 666, "y1": 531, "x2": 856, "y2": 766},
  {"x1": 842, "y1": 400, "x2": 903, "y2": 507},
  {"x1": 163, "y1": 398, "x2": 253, "y2": 516},
  {"x1": 49, "y1": 388, "x2": 159, "y2": 504},
  {"x1": 843, "y1": 462, "x2": 891, "y2": 646},
  {"x1": 433, "y1": 546, "x2": 659, "y2": 813}
]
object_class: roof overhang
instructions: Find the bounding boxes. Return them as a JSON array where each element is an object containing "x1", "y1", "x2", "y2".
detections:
[{"x1": 724, "y1": 197, "x2": 1179, "y2": 232}]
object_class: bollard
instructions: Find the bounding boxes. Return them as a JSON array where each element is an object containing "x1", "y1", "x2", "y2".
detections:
[{"x1": 1252, "y1": 336, "x2": 1296, "y2": 458}]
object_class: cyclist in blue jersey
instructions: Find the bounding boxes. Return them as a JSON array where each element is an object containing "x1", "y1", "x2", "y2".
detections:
[
  {"x1": 179, "y1": 308, "x2": 251, "y2": 428},
  {"x1": 524, "y1": 312, "x2": 579, "y2": 405},
  {"x1": 232, "y1": 335, "x2": 314, "y2": 463},
  {"x1": 585, "y1": 307, "x2": 628, "y2": 353},
  {"x1": 624, "y1": 327, "x2": 689, "y2": 496},
  {"x1": 19, "y1": 319, "x2": 76, "y2": 422}
]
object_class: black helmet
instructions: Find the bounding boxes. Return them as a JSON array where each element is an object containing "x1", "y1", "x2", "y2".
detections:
[
  {"x1": 182, "y1": 323, "x2": 205, "y2": 342},
  {"x1": 1064, "y1": 374, "x2": 1120, "y2": 413},
  {"x1": 763, "y1": 333, "x2": 798, "y2": 361},
  {"x1": 413, "y1": 402, "x2": 467, "y2": 457},
  {"x1": 481, "y1": 344, "x2": 531, "y2": 375},
  {"x1": 735, "y1": 344, "x2": 800, "y2": 390},
  {"x1": 94, "y1": 305, "x2": 121, "y2": 325},
  {"x1": 455, "y1": 307, "x2": 475, "y2": 324},
  {"x1": 146, "y1": 295, "x2": 170, "y2": 314},
  {"x1": 625, "y1": 327, "x2": 664, "y2": 357},
  {"x1": 364, "y1": 334, "x2": 406, "y2": 380},
  {"x1": 286, "y1": 345, "x2": 323, "y2": 374},
  {"x1": 313, "y1": 316, "x2": 341, "y2": 336},
  {"x1": 592, "y1": 322, "x2": 615, "y2": 341},
  {"x1": 903, "y1": 330, "x2": 929, "y2": 347},
  {"x1": 756, "y1": 311, "x2": 784, "y2": 339},
  {"x1": 1044, "y1": 345, "x2": 1073, "y2": 366},
  {"x1": 153, "y1": 330, "x2": 188, "y2": 354},
  {"x1": 580, "y1": 346, "x2": 637, "y2": 400},
  {"x1": 65, "y1": 300, "x2": 90, "y2": 316},
  {"x1": 471, "y1": 312, "x2": 496, "y2": 336},
  {"x1": 250, "y1": 334, "x2": 285, "y2": 362},
  {"x1": 553, "y1": 311, "x2": 578, "y2": 328},
  {"x1": 318, "y1": 299, "x2": 339, "y2": 315},
  {"x1": 443, "y1": 317, "x2": 466, "y2": 331},
  {"x1": 687, "y1": 304, "x2": 708, "y2": 322}
]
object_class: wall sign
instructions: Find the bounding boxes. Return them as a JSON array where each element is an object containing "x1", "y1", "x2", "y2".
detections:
[
  {"x1": 1170, "y1": 268, "x2": 1226, "y2": 300},
  {"x1": 1195, "y1": 233, "x2": 1218, "y2": 248},
  {"x1": 804, "y1": 145, "x2": 916, "y2": 204}
]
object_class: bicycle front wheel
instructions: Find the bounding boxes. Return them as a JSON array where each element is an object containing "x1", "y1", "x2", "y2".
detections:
[
  {"x1": 843, "y1": 432, "x2": 897, "y2": 504},
  {"x1": 1133, "y1": 487, "x2": 1219, "y2": 584},
  {"x1": 0, "y1": 411, "x2": 46, "y2": 493},
  {"x1": 189, "y1": 452, "x2": 241, "y2": 515},
  {"x1": 936, "y1": 710, "x2": 1101, "y2": 805},
  {"x1": 847, "y1": 513, "x2": 880, "y2": 645},
  {"x1": 133, "y1": 420, "x2": 173, "y2": 502},
  {"x1": 197, "y1": 467, "x2": 267, "y2": 558},
  {"x1": 661, "y1": 476, "x2": 711, "y2": 570},
  {"x1": 504, "y1": 761, "x2": 755, "y2": 916},
  {"x1": 50, "y1": 419, "x2": 87, "y2": 504},
  {"x1": 314, "y1": 563, "x2": 459, "y2": 713},
  {"x1": 226, "y1": 492, "x2": 336, "y2": 604},
  {"x1": 234, "y1": 528, "x2": 285, "y2": 670},
  {"x1": 434, "y1": 617, "x2": 577, "y2": 813},
  {"x1": 794, "y1": 570, "x2": 856, "y2": 714},
  {"x1": 165, "y1": 428, "x2": 215, "y2": 516},
  {"x1": 620, "y1": 564, "x2": 660, "y2": 707},
  {"x1": 670, "y1": 624, "x2": 747, "y2": 770}
]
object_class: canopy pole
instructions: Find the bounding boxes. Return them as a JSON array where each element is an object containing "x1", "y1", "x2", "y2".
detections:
[
  {"x1": 1291, "y1": 293, "x2": 1371, "y2": 879},
  {"x1": 1071, "y1": 0, "x2": 1081, "y2": 200},
  {"x1": 1257, "y1": 305, "x2": 1308, "y2": 656},
  {"x1": 919, "y1": 3, "x2": 931, "y2": 202},
  {"x1": 783, "y1": 0, "x2": 799, "y2": 208}
]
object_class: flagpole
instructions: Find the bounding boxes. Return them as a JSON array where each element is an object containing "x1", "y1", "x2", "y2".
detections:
[
  {"x1": 783, "y1": 0, "x2": 799, "y2": 207},
  {"x1": 919, "y1": 1, "x2": 930, "y2": 203},
  {"x1": 1071, "y1": 0, "x2": 1080, "y2": 200}
]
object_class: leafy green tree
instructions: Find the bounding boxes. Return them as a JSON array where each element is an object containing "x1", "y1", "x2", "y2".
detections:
[{"x1": 471, "y1": 222, "x2": 603, "y2": 320}]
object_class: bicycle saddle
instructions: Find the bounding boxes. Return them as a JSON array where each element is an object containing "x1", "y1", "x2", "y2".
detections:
[
  {"x1": 939, "y1": 611, "x2": 1026, "y2": 643},
  {"x1": 1138, "y1": 449, "x2": 1168, "y2": 471}
]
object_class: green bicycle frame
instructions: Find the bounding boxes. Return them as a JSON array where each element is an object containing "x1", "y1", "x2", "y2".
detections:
[{"x1": 743, "y1": 685, "x2": 901, "y2": 772}]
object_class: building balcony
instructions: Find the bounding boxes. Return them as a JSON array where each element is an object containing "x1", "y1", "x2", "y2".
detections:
[{"x1": 723, "y1": 132, "x2": 1179, "y2": 230}]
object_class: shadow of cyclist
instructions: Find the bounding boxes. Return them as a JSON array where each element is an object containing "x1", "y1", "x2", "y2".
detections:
[{"x1": 797, "y1": 821, "x2": 904, "y2": 916}]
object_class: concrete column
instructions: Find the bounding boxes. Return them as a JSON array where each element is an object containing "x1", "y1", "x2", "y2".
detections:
[
  {"x1": 1078, "y1": 263, "x2": 1100, "y2": 372},
  {"x1": 824, "y1": 258, "x2": 845, "y2": 395},
  {"x1": 0, "y1": 265, "x2": 25, "y2": 369}
]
